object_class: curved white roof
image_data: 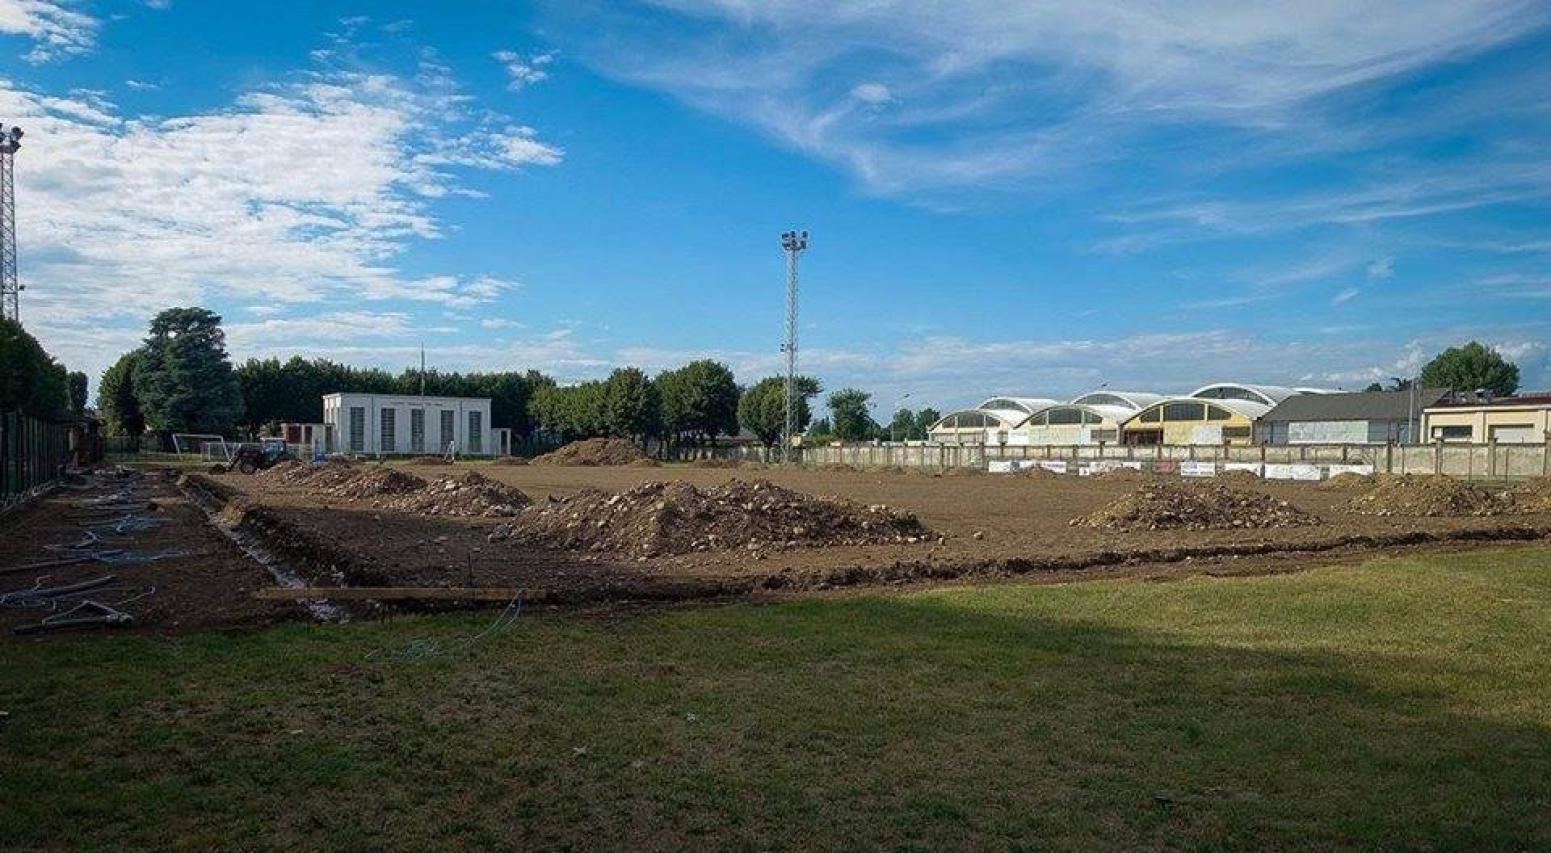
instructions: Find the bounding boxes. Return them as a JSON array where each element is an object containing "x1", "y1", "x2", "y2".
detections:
[
  {"x1": 975, "y1": 396, "x2": 1062, "y2": 415},
  {"x1": 1080, "y1": 403, "x2": 1137, "y2": 424},
  {"x1": 1189, "y1": 382, "x2": 1305, "y2": 406},
  {"x1": 1122, "y1": 396, "x2": 1272, "y2": 425},
  {"x1": 929, "y1": 407, "x2": 1031, "y2": 431},
  {"x1": 1069, "y1": 390, "x2": 1167, "y2": 410}
]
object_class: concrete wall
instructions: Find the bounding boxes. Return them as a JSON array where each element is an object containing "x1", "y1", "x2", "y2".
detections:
[{"x1": 791, "y1": 441, "x2": 1551, "y2": 480}]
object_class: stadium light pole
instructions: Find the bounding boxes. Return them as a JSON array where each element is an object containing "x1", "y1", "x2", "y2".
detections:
[
  {"x1": 0, "y1": 123, "x2": 22, "y2": 325},
  {"x1": 780, "y1": 229, "x2": 808, "y2": 463}
]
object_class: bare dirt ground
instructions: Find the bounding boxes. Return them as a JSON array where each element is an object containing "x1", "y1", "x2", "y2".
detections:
[
  {"x1": 203, "y1": 463, "x2": 1551, "y2": 605},
  {"x1": 0, "y1": 470, "x2": 299, "y2": 638},
  {"x1": 8, "y1": 462, "x2": 1546, "y2": 637}
]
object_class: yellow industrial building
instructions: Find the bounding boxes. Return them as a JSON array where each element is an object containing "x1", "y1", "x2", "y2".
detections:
[{"x1": 1422, "y1": 393, "x2": 1551, "y2": 443}]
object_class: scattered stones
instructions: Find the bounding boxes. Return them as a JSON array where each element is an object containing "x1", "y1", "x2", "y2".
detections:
[
  {"x1": 504, "y1": 478, "x2": 930, "y2": 557},
  {"x1": 1513, "y1": 477, "x2": 1551, "y2": 513},
  {"x1": 1072, "y1": 482, "x2": 1322, "y2": 531},
  {"x1": 531, "y1": 438, "x2": 649, "y2": 467},
  {"x1": 1346, "y1": 474, "x2": 1507, "y2": 517},
  {"x1": 321, "y1": 467, "x2": 427, "y2": 501}
]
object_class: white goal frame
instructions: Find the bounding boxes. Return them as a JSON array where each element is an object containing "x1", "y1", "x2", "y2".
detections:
[{"x1": 172, "y1": 433, "x2": 233, "y2": 461}]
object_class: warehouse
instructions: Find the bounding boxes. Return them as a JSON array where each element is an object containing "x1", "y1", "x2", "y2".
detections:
[
  {"x1": 1258, "y1": 387, "x2": 1445, "y2": 445},
  {"x1": 1120, "y1": 398, "x2": 1267, "y2": 445},
  {"x1": 1020, "y1": 403, "x2": 1131, "y2": 445},
  {"x1": 1422, "y1": 392, "x2": 1551, "y2": 443},
  {"x1": 322, "y1": 393, "x2": 507, "y2": 457},
  {"x1": 1189, "y1": 382, "x2": 1322, "y2": 407},
  {"x1": 926, "y1": 397, "x2": 1060, "y2": 445}
]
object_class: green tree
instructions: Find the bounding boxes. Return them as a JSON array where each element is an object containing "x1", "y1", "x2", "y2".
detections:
[
  {"x1": 737, "y1": 375, "x2": 820, "y2": 447},
  {"x1": 657, "y1": 360, "x2": 739, "y2": 445},
  {"x1": 827, "y1": 387, "x2": 876, "y2": 442},
  {"x1": 0, "y1": 317, "x2": 69, "y2": 419},
  {"x1": 67, "y1": 371, "x2": 88, "y2": 418},
  {"x1": 914, "y1": 407, "x2": 941, "y2": 438},
  {"x1": 603, "y1": 367, "x2": 661, "y2": 442},
  {"x1": 133, "y1": 307, "x2": 245, "y2": 435},
  {"x1": 97, "y1": 351, "x2": 146, "y2": 436},
  {"x1": 1420, "y1": 341, "x2": 1520, "y2": 397}
]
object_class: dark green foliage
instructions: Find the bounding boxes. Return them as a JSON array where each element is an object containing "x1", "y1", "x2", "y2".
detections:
[
  {"x1": 67, "y1": 371, "x2": 88, "y2": 418},
  {"x1": 1420, "y1": 341, "x2": 1520, "y2": 396},
  {"x1": 656, "y1": 360, "x2": 739, "y2": 445},
  {"x1": 133, "y1": 307, "x2": 245, "y2": 435},
  {"x1": 97, "y1": 351, "x2": 145, "y2": 436},
  {"x1": 603, "y1": 367, "x2": 661, "y2": 441},
  {"x1": 0, "y1": 317, "x2": 70, "y2": 419},
  {"x1": 914, "y1": 407, "x2": 941, "y2": 437},
  {"x1": 737, "y1": 375, "x2": 821, "y2": 447},
  {"x1": 827, "y1": 387, "x2": 876, "y2": 441}
]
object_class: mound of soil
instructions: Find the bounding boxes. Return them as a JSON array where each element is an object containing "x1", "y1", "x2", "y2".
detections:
[
  {"x1": 1071, "y1": 482, "x2": 1321, "y2": 531},
  {"x1": 266, "y1": 458, "x2": 359, "y2": 489},
  {"x1": 531, "y1": 438, "x2": 646, "y2": 467},
  {"x1": 1215, "y1": 470, "x2": 1265, "y2": 487},
  {"x1": 491, "y1": 456, "x2": 529, "y2": 466},
  {"x1": 1318, "y1": 472, "x2": 1376, "y2": 491},
  {"x1": 322, "y1": 467, "x2": 428, "y2": 501},
  {"x1": 1513, "y1": 477, "x2": 1551, "y2": 513},
  {"x1": 1090, "y1": 468, "x2": 1149, "y2": 481},
  {"x1": 1345, "y1": 474, "x2": 1506, "y2": 517},
  {"x1": 503, "y1": 478, "x2": 931, "y2": 557},
  {"x1": 382, "y1": 471, "x2": 530, "y2": 517}
]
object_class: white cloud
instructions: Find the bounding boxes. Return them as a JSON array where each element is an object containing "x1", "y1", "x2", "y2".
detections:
[
  {"x1": 1366, "y1": 258, "x2": 1395, "y2": 280},
  {"x1": 553, "y1": 0, "x2": 1547, "y2": 194},
  {"x1": 3, "y1": 53, "x2": 560, "y2": 380},
  {"x1": 493, "y1": 49, "x2": 556, "y2": 91},
  {"x1": 1332, "y1": 287, "x2": 1360, "y2": 305},
  {"x1": 850, "y1": 82, "x2": 891, "y2": 104},
  {"x1": 0, "y1": 0, "x2": 97, "y2": 63}
]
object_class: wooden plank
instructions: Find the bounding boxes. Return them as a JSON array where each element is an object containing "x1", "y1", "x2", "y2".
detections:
[{"x1": 254, "y1": 587, "x2": 534, "y2": 602}]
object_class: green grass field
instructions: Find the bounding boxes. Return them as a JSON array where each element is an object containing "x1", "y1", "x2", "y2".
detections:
[{"x1": 4, "y1": 547, "x2": 1550, "y2": 850}]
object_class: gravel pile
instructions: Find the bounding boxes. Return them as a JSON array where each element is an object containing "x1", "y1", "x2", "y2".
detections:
[
  {"x1": 381, "y1": 471, "x2": 530, "y2": 517},
  {"x1": 1317, "y1": 472, "x2": 1376, "y2": 491},
  {"x1": 531, "y1": 438, "x2": 647, "y2": 466},
  {"x1": 1512, "y1": 477, "x2": 1551, "y2": 513},
  {"x1": 499, "y1": 478, "x2": 931, "y2": 558},
  {"x1": 1345, "y1": 474, "x2": 1507, "y2": 517},
  {"x1": 265, "y1": 458, "x2": 359, "y2": 489},
  {"x1": 1071, "y1": 482, "x2": 1321, "y2": 531},
  {"x1": 321, "y1": 467, "x2": 428, "y2": 501}
]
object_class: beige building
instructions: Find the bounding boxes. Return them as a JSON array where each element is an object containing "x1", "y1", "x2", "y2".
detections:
[{"x1": 1422, "y1": 393, "x2": 1551, "y2": 443}]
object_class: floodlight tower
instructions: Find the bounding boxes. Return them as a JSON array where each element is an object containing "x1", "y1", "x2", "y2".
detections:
[
  {"x1": 779, "y1": 228, "x2": 809, "y2": 463},
  {"x1": 0, "y1": 124, "x2": 22, "y2": 324}
]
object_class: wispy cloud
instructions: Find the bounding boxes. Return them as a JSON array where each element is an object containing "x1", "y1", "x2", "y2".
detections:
[
  {"x1": 493, "y1": 49, "x2": 556, "y2": 91},
  {"x1": 0, "y1": 0, "x2": 98, "y2": 62}
]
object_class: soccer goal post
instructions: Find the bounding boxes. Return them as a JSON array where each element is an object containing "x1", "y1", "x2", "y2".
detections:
[{"x1": 172, "y1": 433, "x2": 233, "y2": 461}]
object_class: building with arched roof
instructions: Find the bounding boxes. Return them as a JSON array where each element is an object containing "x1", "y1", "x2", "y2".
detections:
[
  {"x1": 1119, "y1": 397, "x2": 1269, "y2": 445},
  {"x1": 1020, "y1": 403, "x2": 1132, "y2": 444},
  {"x1": 1189, "y1": 383, "x2": 1326, "y2": 407},
  {"x1": 1068, "y1": 390, "x2": 1167, "y2": 411}
]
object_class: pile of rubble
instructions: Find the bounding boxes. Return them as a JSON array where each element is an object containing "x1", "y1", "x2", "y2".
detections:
[
  {"x1": 320, "y1": 467, "x2": 428, "y2": 501},
  {"x1": 1513, "y1": 477, "x2": 1551, "y2": 513},
  {"x1": 531, "y1": 438, "x2": 647, "y2": 466},
  {"x1": 1345, "y1": 474, "x2": 1507, "y2": 517},
  {"x1": 1071, "y1": 482, "x2": 1322, "y2": 531},
  {"x1": 381, "y1": 471, "x2": 530, "y2": 517},
  {"x1": 1317, "y1": 472, "x2": 1375, "y2": 491},
  {"x1": 265, "y1": 458, "x2": 360, "y2": 489},
  {"x1": 498, "y1": 478, "x2": 931, "y2": 557}
]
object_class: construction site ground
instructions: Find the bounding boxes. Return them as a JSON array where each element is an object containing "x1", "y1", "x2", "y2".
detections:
[
  {"x1": 7, "y1": 462, "x2": 1550, "y2": 636},
  {"x1": 202, "y1": 463, "x2": 1551, "y2": 607}
]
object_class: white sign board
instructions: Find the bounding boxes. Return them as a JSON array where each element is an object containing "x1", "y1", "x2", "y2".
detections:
[
  {"x1": 1224, "y1": 462, "x2": 1263, "y2": 476},
  {"x1": 1039, "y1": 460, "x2": 1069, "y2": 474},
  {"x1": 1324, "y1": 464, "x2": 1374, "y2": 478},
  {"x1": 987, "y1": 459, "x2": 1019, "y2": 474},
  {"x1": 1079, "y1": 460, "x2": 1143, "y2": 477},
  {"x1": 1264, "y1": 463, "x2": 1322, "y2": 481},
  {"x1": 1180, "y1": 460, "x2": 1217, "y2": 477}
]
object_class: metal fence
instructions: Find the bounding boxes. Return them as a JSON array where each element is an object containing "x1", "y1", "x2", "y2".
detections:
[{"x1": 1, "y1": 410, "x2": 71, "y2": 509}]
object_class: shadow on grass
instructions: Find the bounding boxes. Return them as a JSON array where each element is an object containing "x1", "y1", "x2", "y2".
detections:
[{"x1": 2, "y1": 585, "x2": 1548, "y2": 849}]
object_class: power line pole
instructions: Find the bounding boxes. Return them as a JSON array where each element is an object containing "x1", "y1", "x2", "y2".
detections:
[
  {"x1": 780, "y1": 229, "x2": 808, "y2": 464},
  {"x1": 0, "y1": 124, "x2": 22, "y2": 325}
]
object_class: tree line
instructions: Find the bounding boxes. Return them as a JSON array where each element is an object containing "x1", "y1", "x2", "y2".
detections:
[
  {"x1": 96, "y1": 306, "x2": 946, "y2": 448},
  {"x1": 1, "y1": 317, "x2": 87, "y2": 421}
]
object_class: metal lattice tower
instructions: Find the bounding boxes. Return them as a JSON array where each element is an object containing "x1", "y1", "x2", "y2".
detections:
[
  {"x1": 779, "y1": 229, "x2": 808, "y2": 463},
  {"x1": 0, "y1": 124, "x2": 22, "y2": 324}
]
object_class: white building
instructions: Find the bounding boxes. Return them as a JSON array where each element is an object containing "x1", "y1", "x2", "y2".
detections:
[{"x1": 322, "y1": 393, "x2": 504, "y2": 457}]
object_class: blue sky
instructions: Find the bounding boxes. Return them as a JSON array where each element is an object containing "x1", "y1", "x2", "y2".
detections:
[{"x1": 2, "y1": 0, "x2": 1550, "y2": 411}]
